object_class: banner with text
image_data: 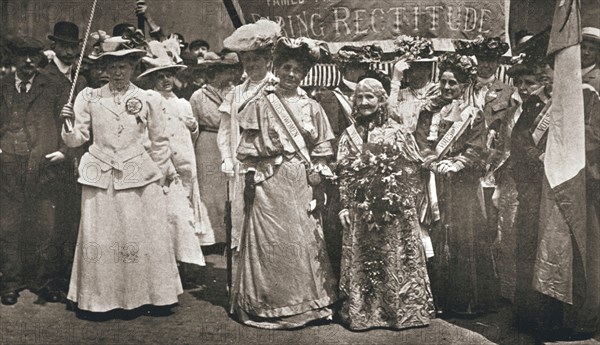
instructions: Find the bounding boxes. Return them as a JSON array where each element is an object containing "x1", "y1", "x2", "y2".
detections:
[{"x1": 238, "y1": 0, "x2": 509, "y2": 51}]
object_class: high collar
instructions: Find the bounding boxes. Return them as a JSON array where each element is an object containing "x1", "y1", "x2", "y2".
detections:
[
  {"x1": 53, "y1": 56, "x2": 71, "y2": 75},
  {"x1": 15, "y1": 72, "x2": 35, "y2": 85},
  {"x1": 157, "y1": 90, "x2": 178, "y2": 99}
]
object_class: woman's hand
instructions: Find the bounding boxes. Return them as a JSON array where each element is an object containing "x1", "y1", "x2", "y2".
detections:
[
  {"x1": 221, "y1": 158, "x2": 235, "y2": 177},
  {"x1": 436, "y1": 160, "x2": 465, "y2": 175},
  {"x1": 339, "y1": 209, "x2": 351, "y2": 229},
  {"x1": 60, "y1": 103, "x2": 74, "y2": 121}
]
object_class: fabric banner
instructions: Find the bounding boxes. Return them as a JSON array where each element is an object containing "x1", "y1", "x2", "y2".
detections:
[
  {"x1": 533, "y1": 0, "x2": 586, "y2": 305},
  {"x1": 238, "y1": 0, "x2": 509, "y2": 52}
]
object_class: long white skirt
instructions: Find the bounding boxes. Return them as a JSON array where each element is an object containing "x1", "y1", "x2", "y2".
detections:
[{"x1": 67, "y1": 182, "x2": 183, "y2": 312}]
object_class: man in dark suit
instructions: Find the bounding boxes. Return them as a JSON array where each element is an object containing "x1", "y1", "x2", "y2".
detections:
[
  {"x1": 0, "y1": 36, "x2": 69, "y2": 305},
  {"x1": 45, "y1": 21, "x2": 87, "y2": 300}
]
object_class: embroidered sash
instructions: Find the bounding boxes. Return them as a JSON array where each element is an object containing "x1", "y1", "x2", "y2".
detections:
[
  {"x1": 434, "y1": 110, "x2": 475, "y2": 159},
  {"x1": 531, "y1": 100, "x2": 553, "y2": 146},
  {"x1": 344, "y1": 124, "x2": 363, "y2": 153},
  {"x1": 264, "y1": 93, "x2": 312, "y2": 167}
]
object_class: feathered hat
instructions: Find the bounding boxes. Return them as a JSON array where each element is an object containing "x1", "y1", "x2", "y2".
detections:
[
  {"x1": 335, "y1": 44, "x2": 383, "y2": 66},
  {"x1": 222, "y1": 19, "x2": 281, "y2": 52},
  {"x1": 196, "y1": 51, "x2": 240, "y2": 67},
  {"x1": 454, "y1": 35, "x2": 509, "y2": 58},
  {"x1": 273, "y1": 37, "x2": 330, "y2": 69},
  {"x1": 137, "y1": 36, "x2": 187, "y2": 79},
  {"x1": 88, "y1": 29, "x2": 147, "y2": 60},
  {"x1": 394, "y1": 35, "x2": 436, "y2": 62}
]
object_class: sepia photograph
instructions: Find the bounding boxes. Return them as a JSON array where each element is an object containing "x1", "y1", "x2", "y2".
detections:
[{"x1": 0, "y1": 0, "x2": 598, "y2": 344}]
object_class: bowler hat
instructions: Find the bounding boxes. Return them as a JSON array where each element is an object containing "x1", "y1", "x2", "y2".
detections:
[{"x1": 48, "y1": 21, "x2": 81, "y2": 44}]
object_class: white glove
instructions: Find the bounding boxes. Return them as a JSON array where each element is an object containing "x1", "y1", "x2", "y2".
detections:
[{"x1": 221, "y1": 158, "x2": 235, "y2": 177}]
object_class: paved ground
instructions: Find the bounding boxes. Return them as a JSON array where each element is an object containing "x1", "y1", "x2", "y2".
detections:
[{"x1": 0, "y1": 254, "x2": 597, "y2": 345}]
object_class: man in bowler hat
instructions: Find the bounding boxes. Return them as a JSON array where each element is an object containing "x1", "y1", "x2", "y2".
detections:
[
  {"x1": 0, "y1": 36, "x2": 69, "y2": 305},
  {"x1": 45, "y1": 21, "x2": 88, "y2": 301}
]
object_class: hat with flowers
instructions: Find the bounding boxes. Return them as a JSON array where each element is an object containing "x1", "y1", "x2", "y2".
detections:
[{"x1": 454, "y1": 35, "x2": 509, "y2": 58}]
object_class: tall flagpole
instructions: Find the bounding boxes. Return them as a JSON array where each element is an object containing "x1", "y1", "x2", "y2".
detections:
[{"x1": 64, "y1": 0, "x2": 98, "y2": 132}]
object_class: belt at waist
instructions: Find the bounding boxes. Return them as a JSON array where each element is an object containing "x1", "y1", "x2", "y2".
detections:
[
  {"x1": 198, "y1": 125, "x2": 219, "y2": 133},
  {"x1": 88, "y1": 144, "x2": 146, "y2": 170}
]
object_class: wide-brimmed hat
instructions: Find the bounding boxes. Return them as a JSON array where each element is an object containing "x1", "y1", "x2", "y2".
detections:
[
  {"x1": 8, "y1": 36, "x2": 44, "y2": 56},
  {"x1": 137, "y1": 37, "x2": 187, "y2": 79},
  {"x1": 48, "y1": 21, "x2": 81, "y2": 44},
  {"x1": 335, "y1": 44, "x2": 383, "y2": 66},
  {"x1": 394, "y1": 35, "x2": 436, "y2": 63},
  {"x1": 88, "y1": 30, "x2": 147, "y2": 61},
  {"x1": 582, "y1": 27, "x2": 600, "y2": 44},
  {"x1": 196, "y1": 51, "x2": 240, "y2": 67},
  {"x1": 223, "y1": 19, "x2": 281, "y2": 52},
  {"x1": 454, "y1": 36, "x2": 509, "y2": 58},
  {"x1": 273, "y1": 37, "x2": 329, "y2": 69}
]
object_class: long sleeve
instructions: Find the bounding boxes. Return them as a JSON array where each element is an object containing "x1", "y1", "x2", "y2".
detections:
[
  {"x1": 146, "y1": 92, "x2": 176, "y2": 178},
  {"x1": 309, "y1": 102, "x2": 335, "y2": 158},
  {"x1": 217, "y1": 90, "x2": 235, "y2": 161},
  {"x1": 179, "y1": 100, "x2": 199, "y2": 142},
  {"x1": 62, "y1": 88, "x2": 92, "y2": 148}
]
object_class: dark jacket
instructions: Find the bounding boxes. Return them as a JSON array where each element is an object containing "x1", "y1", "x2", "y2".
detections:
[{"x1": 0, "y1": 72, "x2": 68, "y2": 182}]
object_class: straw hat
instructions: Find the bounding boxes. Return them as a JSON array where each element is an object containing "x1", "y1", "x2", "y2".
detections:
[
  {"x1": 137, "y1": 37, "x2": 187, "y2": 79},
  {"x1": 222, "y1": 19, "x2": 281, "y2": 52},
  {"x1": 582, "y1": 27, "x2": 600, "y2": 44}
]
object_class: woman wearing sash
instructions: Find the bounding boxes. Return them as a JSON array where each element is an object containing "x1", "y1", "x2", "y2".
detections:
[
  {"x1": 336, "y1": 78, "x2": 434, "y2": 330},
  {"x1": 414, "y1": 52, "x2": 495, "y2": 316},
  {"x1": 190, "y1": 52, "x2": 240, "y2": 247},
  {"x1": 218, "y1": 19, "x2": 280, "y2": 248},
  {"x1": 230, "y1": 37, "x2": 337, "y2": 329}
]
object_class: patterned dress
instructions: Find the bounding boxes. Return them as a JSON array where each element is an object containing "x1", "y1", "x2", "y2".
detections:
[{"x1": 337, "y1": 117, "x2": 434, "y2": 330}]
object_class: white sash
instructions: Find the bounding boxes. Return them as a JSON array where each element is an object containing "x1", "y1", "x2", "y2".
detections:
[
  {"x1": 531, "y1": 107, "x2": 552, "y2": 146},
  {"x1": 332, "y1": 88, "x2": 354, "y2": 124},
  {"x1": 344, "y1": 124, "x2": 363, "y2": 153},
  {"x1": 434, "y1": 111, "x2": 475, "y2": 159},
  {"x1": 264, "y1": 93, "x2": 312, "y2": 167}
]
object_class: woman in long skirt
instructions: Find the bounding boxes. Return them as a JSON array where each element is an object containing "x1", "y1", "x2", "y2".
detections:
[
  {"x1": 229, "y1": 37, "x2": 337, "y2": 329},
  {"x1": 337, "y1": 78, "x2": 434, "y2": 330},
  {"x1": 190, "y1": 52, "x2": 240, "y2": 246},
  {"x1": 60, "y1": 35, "x2": 182, "y2": 313}
]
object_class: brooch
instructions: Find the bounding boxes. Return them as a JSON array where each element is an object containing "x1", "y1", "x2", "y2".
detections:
[{"x1": 125, "y1": 97, "x2": 143, "y2": 124}]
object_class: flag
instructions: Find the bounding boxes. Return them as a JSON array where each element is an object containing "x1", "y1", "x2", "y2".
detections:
[{"x1": 532, "y1": 0, "x2": 586, "y2": 305}]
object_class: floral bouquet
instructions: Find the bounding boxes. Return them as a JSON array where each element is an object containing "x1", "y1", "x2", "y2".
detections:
[
  {"x1": 338, "y1": 143, "x2": 421, "y2": 230},
  {"x1": 337, "y1": 142, "x2": 422, "y2": 297}
]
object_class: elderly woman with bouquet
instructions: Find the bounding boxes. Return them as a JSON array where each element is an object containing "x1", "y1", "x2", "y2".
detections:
[{"x1": 336, "y1": 78, "x2": 434, "y2": 330}]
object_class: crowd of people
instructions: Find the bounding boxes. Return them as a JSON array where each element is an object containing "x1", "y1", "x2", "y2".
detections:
[{"x1": 0, "y1": 4, "x2": 598, "y2": 342}]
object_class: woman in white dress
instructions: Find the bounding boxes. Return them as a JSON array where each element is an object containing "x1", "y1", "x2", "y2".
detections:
[
  {"x1": 137, "y1": 38, "x2": 214, "y2": 266},
  {"x1": 60, "y1": 35, "x2": 182, "y2": 316}
]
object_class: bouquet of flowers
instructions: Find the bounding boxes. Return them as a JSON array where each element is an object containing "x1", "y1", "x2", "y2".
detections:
[{"x1": 337, "y1": 143, "x2": 421, "y2": 298}]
